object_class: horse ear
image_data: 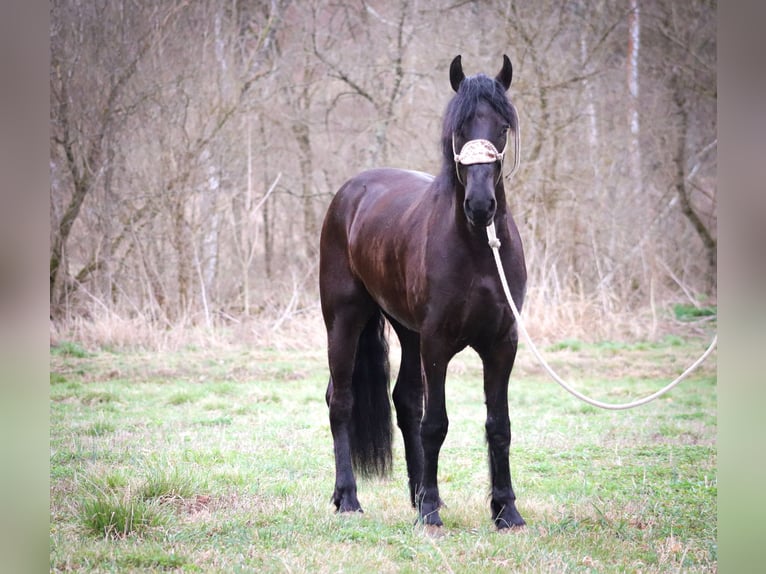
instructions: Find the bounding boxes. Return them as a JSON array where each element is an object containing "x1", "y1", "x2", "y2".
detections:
[
  {"x1": 450, "y1": 55, "x2": 465, "y2": 92},
  {"x1": 496, "y1": 54, "x2": 513, "y2": 91}
]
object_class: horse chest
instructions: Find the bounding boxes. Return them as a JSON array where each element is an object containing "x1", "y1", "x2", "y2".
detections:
[{"x1": 423, "y1": 270, "x2": 512, "y2": 343}]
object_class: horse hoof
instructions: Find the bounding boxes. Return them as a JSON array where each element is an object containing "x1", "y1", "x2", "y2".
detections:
[
  {"x1": 332, "y1": 489, "x2": 363, "y2": 514},
  {"x1": 493, "y1": 502, "x2": 526, "y2": 531},
  {"x1": 495, "y1": 513, "x2": 526, "y2": 531}
]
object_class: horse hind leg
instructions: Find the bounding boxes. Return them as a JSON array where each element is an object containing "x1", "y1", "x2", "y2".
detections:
[
  {"x1": 389, "y1": 319, "x2": 424, "y2": 507},
  {"x1": 325, "y1": 301, "x2": 392, "y2": 514},
  {"x1": 325, "y1": 308, "x2": 367, "y2": 513}
]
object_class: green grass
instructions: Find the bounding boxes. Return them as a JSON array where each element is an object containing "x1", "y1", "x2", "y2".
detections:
[
  {"x1": 50, "y1": 336, "x2": 717, "y2": 572},
  {"x1": 673, "y1": 304, "x2": 717, "y2": 322},
  {"x1": 137, "y1": 463, "x2": 201, "y2": 503},
  {"x1": 51, "y1": 340, "x2": 92, "y2": 358},
  {"x1": 78, "y1": 487, "x2": 171, "y2": 539}
]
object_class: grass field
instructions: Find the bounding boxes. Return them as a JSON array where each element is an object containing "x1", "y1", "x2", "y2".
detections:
[{"x1": 50, "y1": 333, "x2": 716, "y2": 572}]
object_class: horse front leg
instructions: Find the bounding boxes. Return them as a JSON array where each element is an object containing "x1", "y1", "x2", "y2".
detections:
[
  {"x1": 480, "y1": 338, "x2": 526, "y2": 529},
  {"x1": 417, "y1": 341, "x2": 450, "y2": 527}
]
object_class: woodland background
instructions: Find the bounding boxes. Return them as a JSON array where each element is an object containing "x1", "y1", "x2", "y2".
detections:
[{"x1": 49, "y1": 0, "x2": 717, "y2": 347}]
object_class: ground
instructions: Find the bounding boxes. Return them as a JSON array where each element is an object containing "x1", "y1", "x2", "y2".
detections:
[{"x1": 50, "y1": 333, "x2": 716, "y2": 572}]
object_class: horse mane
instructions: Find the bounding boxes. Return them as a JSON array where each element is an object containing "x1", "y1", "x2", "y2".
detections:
[{"x1": 439, "y1": 73, "x2": 517, "y2": 185}]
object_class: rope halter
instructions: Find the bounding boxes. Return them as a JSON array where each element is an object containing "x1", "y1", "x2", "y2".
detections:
[{"x1": 452, "y1": 128, "x2": 520, "y2": 186}]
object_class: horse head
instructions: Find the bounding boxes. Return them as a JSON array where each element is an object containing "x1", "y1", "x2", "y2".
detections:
[{"x1": 445, "y1": 55, "x2": 517, "y2": 228}]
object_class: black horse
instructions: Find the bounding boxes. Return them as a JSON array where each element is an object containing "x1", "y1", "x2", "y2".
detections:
[{"x1": 319, "y1": 55, "x2": 527, "y2": 529}]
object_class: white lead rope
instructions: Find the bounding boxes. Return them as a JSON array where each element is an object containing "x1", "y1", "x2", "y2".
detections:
[{"x1": 486, "y1": 222, "x2": 718, "y2": 410}]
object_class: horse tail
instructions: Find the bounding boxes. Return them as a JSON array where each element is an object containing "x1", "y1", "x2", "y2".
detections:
[{"x1": 350, "y1": 309, "x2": 393, "y2": 477}]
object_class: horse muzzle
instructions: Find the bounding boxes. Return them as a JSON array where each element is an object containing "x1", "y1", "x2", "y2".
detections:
[{"x1": 464, "y1": 193, "x2": 497, "y2": 227}]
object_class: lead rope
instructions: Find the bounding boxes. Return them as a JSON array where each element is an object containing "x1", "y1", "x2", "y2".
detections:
[{"x1": 486, "y1": 222, "x2": 718, "y2": 410}]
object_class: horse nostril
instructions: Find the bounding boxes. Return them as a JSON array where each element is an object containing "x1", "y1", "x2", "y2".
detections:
[{"x1": 464, "y1": 195, "x2": 497, "y2": 226}]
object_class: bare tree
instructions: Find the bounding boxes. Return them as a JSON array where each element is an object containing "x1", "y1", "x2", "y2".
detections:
[
  {"x1": 50, "y1": 0, "x2": 183, "y2": 313},
  {"x1": 311, "y1": 0, "x2": 420, "y2": 168},
  {"x1": 648, "y1": 0, "x2": 717, "y2": 291}
]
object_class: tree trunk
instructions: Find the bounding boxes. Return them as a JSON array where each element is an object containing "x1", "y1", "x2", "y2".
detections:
[
  {"x1": 670, "y1": 73, "x2": 717, "y2": 290},
  {"x1": 627, "y1": 0, "x2": 642, "y2": 194},
  {"x1": 293, "y1": 119, "x2": 316, "y2": 253}
]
